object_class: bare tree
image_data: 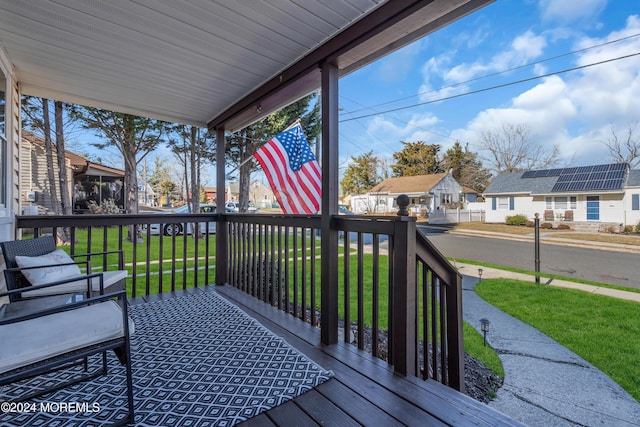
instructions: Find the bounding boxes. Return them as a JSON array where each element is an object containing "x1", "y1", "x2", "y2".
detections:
[
  {"x1": 602, "y1": 122, "x2": 640, "y2": 168},
  {"x1": 481, "y1": 123, "x2": 561, "y2": 173}
]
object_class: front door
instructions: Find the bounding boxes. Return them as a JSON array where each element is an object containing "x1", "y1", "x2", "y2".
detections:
[{"x1": 586, "y1": 196, "x2": 600, "y2": 221}]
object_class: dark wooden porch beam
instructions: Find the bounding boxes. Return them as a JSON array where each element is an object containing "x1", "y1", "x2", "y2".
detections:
[{"x1": 320, "y1": 60, "x2": 339, "y2": 346}]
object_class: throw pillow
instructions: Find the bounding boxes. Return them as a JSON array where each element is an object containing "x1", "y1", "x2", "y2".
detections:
[{"x1": 15, "y1": 249, "x2": 82, "y2": 286}]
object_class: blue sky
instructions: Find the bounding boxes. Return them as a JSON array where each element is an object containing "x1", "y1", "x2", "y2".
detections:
[
  {"x1": 69, "y1": 0, "x2": 640, "y2": 186},
  {"x1": 337, "y1": 0, "x2": 640, "y2": 172}
]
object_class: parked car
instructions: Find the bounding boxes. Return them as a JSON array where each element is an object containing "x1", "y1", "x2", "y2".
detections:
[
  {"x1": 147, "y1": 204, "x2": 219, "y2": 236},
  {"x1": 225, "y1": 201, "x2": 259, "y2": 213}
]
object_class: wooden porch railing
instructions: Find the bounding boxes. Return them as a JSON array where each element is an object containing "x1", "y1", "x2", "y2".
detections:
[{"x1": 14, "y1": 200, "x2": 464, "y2": 391}]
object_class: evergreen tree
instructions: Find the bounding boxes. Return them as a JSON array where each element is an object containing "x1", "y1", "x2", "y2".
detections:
[
  {"x1": 441, "y1": 141, "x2": 492, "y2": 192},
  {"x1": 341, "y1": 151, "x2": 382, "y2": 195},
  {"x1": 392, "y1": 141, "x2": 442, "y2": 176}
]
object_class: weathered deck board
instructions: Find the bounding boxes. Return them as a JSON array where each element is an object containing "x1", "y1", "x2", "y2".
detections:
[
  {"x1": 212, "y1": 285, "x2": 524, "y2": 427},
  {"x1": 128, "y1": 285, "x2": 521, "y2": 426}
]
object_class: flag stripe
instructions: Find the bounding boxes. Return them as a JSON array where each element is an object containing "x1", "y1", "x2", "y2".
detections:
[{"x1": 253, "y1": 124, "x2": 322, "y2": 215}]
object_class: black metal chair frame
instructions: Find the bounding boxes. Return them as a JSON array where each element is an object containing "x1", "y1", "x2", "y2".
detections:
[
  {"x1": 0, "y1": 236, "x2": 126, "y2": 302},
  {"x1": 0, "y1": 281, "x2": 134, "y2": 426}
]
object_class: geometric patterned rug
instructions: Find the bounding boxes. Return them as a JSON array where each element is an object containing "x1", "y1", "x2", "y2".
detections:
[{"x1": 1, "y1": 289, "x2": 333, "y2": 426}]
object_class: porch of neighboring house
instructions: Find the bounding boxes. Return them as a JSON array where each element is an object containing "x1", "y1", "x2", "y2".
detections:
[{"x1": 6, "y1": 211, "x2": 523, "y2": 426}]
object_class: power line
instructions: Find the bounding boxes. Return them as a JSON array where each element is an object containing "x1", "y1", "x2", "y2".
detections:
[
  {"x1": 340, "y1": 51, "x2": 640, "y2": 122},
  {"x1": 341, "y1": 32, "x2": 640, "y2": 117}
]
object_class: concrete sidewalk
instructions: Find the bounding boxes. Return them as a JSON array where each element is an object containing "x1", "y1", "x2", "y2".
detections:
[
  {"x1": 460, "y1": 270, "x2": 640, "y2": 426},
  {"x1": 456, "y1": 262, "x2": 640, "y2": 304}
]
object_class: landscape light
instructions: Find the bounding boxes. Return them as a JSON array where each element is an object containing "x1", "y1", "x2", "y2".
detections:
[
  {"x1": 478, "y1": 268, "x2": 483, "y2": 282},
  {"x1": 480, "y1": 318, "x2": 490, "y2": 347}
]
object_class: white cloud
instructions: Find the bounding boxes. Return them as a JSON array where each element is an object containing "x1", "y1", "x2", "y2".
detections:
[
  {"x1": 538, "y1": 0, "x2": 607, "y2": 24},
  {"x1": 451, "y1": 16, "x2": 640, "y2": 167}
]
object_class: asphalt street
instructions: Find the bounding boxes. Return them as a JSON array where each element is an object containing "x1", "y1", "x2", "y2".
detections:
[{"x1": 419, "y1": 226, "x2": 640, "y2": 289}]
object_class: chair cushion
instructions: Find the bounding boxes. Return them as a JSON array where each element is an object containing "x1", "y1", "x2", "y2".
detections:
[
  {"x1": 15, "y1": 249, "x2": 82, "y2": 286},
  {"x1": 21, "y1": 270, "x2": 128, "y2": 298},
  {"x1": 0, "y1": 300, "x2": 135, "y2": 374}
]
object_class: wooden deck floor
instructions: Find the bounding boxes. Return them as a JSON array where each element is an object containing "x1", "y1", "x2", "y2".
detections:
[{"x1": 132, "y1": 285, "x2": 522, "y2": 426}]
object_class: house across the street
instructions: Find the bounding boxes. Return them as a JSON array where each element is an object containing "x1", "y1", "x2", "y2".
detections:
[
  {"x1": 350, "y1": 172, "x2": 464, "y2": 215},
  {"x1": 484, "y1": 162, "x2": 640, "y2": 226}
]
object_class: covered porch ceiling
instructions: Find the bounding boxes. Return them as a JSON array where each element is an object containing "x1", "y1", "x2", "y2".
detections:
[{"x1": 0, "y1": 0, "x2": 492, "y2": 133}]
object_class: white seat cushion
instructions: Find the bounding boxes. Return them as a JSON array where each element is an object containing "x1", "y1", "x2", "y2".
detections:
[
  {"x1": 21, "y1": 270, "x2": 128, "y2": 298},
  {"x1": 0, "y1": 300, "x2": 135, "y2": 374}
]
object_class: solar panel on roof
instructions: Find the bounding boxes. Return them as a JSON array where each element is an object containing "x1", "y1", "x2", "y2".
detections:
[
  {"x1": 549, "y1": 163, "x2": 628, "y2": 193},
  {"x1": 521, "y1": 171, "x2": 536, "y2": 178}
]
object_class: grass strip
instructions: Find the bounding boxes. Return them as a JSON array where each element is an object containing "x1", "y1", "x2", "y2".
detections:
[{"x1": 476, "y1": 278, "x2": 640, "y2": 402}]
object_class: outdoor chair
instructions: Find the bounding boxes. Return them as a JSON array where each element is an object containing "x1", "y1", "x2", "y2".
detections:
[
  {"x1": 544, "y1": 210, "x2": 555, "y2": 221},
  {"x1": 563, "y1": 210, "x2": 574, "y2": 221},
  {"x1": 0, "y1": 236, "x2": 127, "y2": 302},
  {"x1": 0, "y1": 282, "x2": 135, "y2": 425}
]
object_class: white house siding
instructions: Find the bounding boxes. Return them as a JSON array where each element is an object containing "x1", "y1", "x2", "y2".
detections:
[
  {"x1": 485, "y1": 195, "x2": 533, "y2": 223},
  {"x1": 624, "y1": 188, "x2": 640, "y2": 226},
  {"x1": 485, "y1": 193, "x2": 630, "y2": 224},
  {"x1": 430, "y1": 174, "x2": 463, "y2": 211}
]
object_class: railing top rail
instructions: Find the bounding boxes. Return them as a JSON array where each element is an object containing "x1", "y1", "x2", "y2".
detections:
[
  {"x1": 16, "y1": 213, "x2": 219, "y2": 228},
  {"x1": 415, "y1": 229, "x2": 460, "y2": 285}
]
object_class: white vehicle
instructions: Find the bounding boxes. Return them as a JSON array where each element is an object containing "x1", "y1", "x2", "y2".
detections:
[
  {"x1": 225, "y1": 201, "x2": 259, "y2": 213},
  {"x1": 147, "y1": 204, "x2": 218, "y2": 236}
]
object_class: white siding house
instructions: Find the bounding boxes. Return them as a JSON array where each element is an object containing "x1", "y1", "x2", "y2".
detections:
[
  {"x1": 350, "y1": 172, "x2": 464, "y2": 215},
  {"x1": 484, "y1": 163, "x2": 640, "y2": 226}
]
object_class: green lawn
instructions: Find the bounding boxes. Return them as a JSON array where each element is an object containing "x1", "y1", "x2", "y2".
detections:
[
  {"x1": 66, "y1": 228, "x2": 505, "y2": 383},
  {"x1": 477, "y1": 278, "x2": 640, "y2": 402}
]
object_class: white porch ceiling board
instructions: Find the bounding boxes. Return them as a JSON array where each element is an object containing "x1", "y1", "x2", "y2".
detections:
[
  {"x1": 0, "y1": 0, "x2": 487, "y2": 128},
  {"x1": 0, "y1": 0, "x2": 386, "y2": 126}
]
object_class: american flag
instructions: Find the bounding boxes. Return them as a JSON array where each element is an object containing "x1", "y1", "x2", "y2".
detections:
[{"x1": 254, "y1": 124, "x2": 321, "y2": 214}]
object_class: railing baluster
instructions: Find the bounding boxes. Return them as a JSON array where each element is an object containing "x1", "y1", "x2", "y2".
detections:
[
  {"x1": 357, "y1": 232, "x2": 364, "y2": 350},
  {"x1": 301, "y1": 227, "x2": 307, "y2": 322},
  {"x1": 310, "y1": 226, "x2": 316, "y2": 326},
  {"x1": 284, "y1": 226, "x2": 290, "y2": 313},
  {"x1": 145, "y1": 224, "x2": 151, "y2": 296},
  {"x1": 372, "y1": 233, "x2": 379, "y2": 358},
  {"x1": 293, "y1": 226, "x2": 298, "y2": 318},
  {"x1": 343, "y1": 235, "x2": 351, "y2": 343},
  {"x1": 158, "y1": 231, "x2": 164, "y2": 294}
]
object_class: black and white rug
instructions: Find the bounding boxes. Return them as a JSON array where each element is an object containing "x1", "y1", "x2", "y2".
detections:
[{"x1": 1, "y1": 289, "x2": 333, "y2": 426}]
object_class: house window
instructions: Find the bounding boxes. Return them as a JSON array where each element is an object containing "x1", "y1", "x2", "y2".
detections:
[
  {"x1": 570, "y1": 196, "x2": 577, "y2": 209},
  {"x1": 554, "y1": 197, "x2": 568, "y2": 209},
  {"x1": 633, "y1": 194, "x2": 639, "y2": 211},
  {"x1": 497, "y1": 197, "x2": 510, "y2": 210},
  {"x1": 546, "y1": 197, "x2": 552, "y2": 209},
  {"x1": 440, "y1": 193, "x2": 452, "y2": 205}
]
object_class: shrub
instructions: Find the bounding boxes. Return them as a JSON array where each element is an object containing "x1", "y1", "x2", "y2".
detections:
[
  {"x1": 505, "y1": 214, "x2": 529, "y2": 226},
  {"x1": 557, "y1": 224, "x2": 571, "y2": 230},
  {"x1": 636, "y1": 222, "x2": 640, "y2": 233},
  {"x1": 540, "y1": 222, "x2": 553, "y2": 229},
  {"x1": 624, "y1": 225, "x2": 634, "y2": 233},
  {"x1": 526, "y1": 221, "x2": 535, "y2": 227}
]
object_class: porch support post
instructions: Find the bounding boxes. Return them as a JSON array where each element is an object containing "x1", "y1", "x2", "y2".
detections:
[
  {"x1": 446, "y1": 268, "x2": 465, "y2": 391},
  {"x1": 320, "y1": 60, "x2": 339, "y2": 345},
  {"x1": 215, "y1": 127, "x2": 228, "y2": 286},
  {"x1": 392, "y1": 197, "x2": 417, "y2": 376}
]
